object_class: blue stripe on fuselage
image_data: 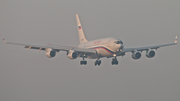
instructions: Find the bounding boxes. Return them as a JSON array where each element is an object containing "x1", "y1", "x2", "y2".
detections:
[{"x1": 90, "y1": 46, "x2": 115, "y2": 54}]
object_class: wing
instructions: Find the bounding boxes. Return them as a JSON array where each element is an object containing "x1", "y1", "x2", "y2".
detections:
[
  {"x1": 121, "y1": 35, "x2": 177, "y2": 53},
  {"x1": 2, "y1": 37, "x2": 96, "y2": 54}
]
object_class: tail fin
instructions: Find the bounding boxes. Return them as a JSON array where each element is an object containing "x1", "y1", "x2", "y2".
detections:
[
  {"x1": 76, "y1": 14, "x2": 88, "y2": 43},
  {"x1": 175, "y1": 35, "x2": 177, "y2": 44},
  {"x1": 1, "y1": 35, "x2": 7, "y2": 43}
]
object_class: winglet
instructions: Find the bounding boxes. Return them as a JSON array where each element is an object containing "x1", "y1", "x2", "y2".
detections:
[
  {"x1": 175, "y1": 35, "x2": 177, "y2": 44},
  {"x1": 1, "y1": 35, "x2": 7, "y2": 43}
]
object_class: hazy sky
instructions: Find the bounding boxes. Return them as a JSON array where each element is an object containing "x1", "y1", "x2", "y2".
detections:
[{"x1": 0, "y1": 0, "x2": 180, "y2": 101}]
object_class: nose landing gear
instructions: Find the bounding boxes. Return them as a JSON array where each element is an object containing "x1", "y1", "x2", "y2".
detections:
[
  {"x1": 111, "y1": 58, "x2": 118, "y2": 65},
  {"x1": 112, "y1": 54, "x2": 118, "y2": 65}
]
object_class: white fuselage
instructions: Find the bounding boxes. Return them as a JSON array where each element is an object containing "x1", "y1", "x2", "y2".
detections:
[{"x1": 79, "y1": 37, "x2": 124, "y2": 59}]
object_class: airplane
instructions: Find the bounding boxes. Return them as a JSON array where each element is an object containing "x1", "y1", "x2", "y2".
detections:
[{"x1": 2, "y1": 14, "x2": 178, "y2": 66}]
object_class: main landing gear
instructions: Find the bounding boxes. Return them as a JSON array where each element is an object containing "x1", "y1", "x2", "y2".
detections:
[
  {"x1": 80, "y1": 60, "x2": 87, "y2": 65},
  {"x1": 80, "y1": 54, "x2": 119, "y2": 65},
  {"x1": 112, "y1": 55, "x2": 118, "y2": 65},
  {"x1": 95, "y1": 59, "x2": 101, "y2": 66},
  {"x1": 80, "y1": 56, "x2": 87, "y2": 65}
]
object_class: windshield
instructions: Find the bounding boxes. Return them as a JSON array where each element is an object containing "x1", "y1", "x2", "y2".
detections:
[{"x1": 114, "y1": 41, "x2": 123, "y2": 44}]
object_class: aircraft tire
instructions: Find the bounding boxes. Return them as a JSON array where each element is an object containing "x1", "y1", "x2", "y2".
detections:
[
  {"x1": 80, "y1": 61, "x2": 87, "y2": 65},
  {"x1": 112, "y1": 60, "x2": 118, "y2": 65},
  {"x1": 97, "y1": 60, "x2": 101, "y2": 66},
  {"x1": 95, "y1": 62, "x2": 97, "y2": 66},
  {"x1": 95, "y1": 60, "x2": 101, "y2": 66},
  {"x1": 115, "y1": 61, "x2": 118, "y2": 65},
  {"x1": 111, "y1": 61, "x2": 114, "y2": 65},
  {"x1": 84, "y1": 61, "x2": 87, "y2": 65},
  {"x1": 80, "y1": 61, "x2": 83, "y2": 65}
]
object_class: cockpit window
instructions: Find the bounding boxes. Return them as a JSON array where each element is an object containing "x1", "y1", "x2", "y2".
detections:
[
  {"x1": 120, "y1": 41, "x2": 123, "y2": 44},
  {"x1": 114, "y1": 41, "x2": 123, "y2": 44}
]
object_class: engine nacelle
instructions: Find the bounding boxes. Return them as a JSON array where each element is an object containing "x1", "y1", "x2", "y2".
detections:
[
  {"x1": 146, "y1": 50, "x2": 155, "y2": 58},
  {"x1": 67, "y1": 50, "x2": 78, "y2": 59},
  {"x1": 132, "y1": 51, "x2": 141, "y2": 60},
  {"x1": 45, "y1": 48, "x2": 56, "y2": 58}
]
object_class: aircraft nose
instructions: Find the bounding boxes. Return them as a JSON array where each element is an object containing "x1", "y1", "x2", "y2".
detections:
[
  {"x1": 116, "y1": 44, "x2": 124, "y2": 52},
  {"x1": 119, "y1": 44, "x2": 124, "y2": 51}
]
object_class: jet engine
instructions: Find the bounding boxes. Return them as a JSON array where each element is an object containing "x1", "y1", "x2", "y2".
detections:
[
  {"x1": 146, "y1": 49, "x2": 155, "y2": 58},
  {"x1": 132, "y1": 51, "x2": 141, "y2": 60},
  {"x1": 45, "y1": 48, "x2": 56, "y2": 58},
  {"x1": 67, "y1": 50, "x2": 78, "y2": 59}
]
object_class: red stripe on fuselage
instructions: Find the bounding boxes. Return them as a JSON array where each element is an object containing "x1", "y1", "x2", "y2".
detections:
[{"x1": 93, "y1": 47, "x2": 114, "y2": 54}]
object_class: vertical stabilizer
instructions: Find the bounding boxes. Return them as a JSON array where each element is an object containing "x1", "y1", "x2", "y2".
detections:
[
  {"x1": 76, "y1": 14, "x2": 88, "y2": 43},
  {"x1": 175, "y1": 35, "x2": 177, "y2": 43}
]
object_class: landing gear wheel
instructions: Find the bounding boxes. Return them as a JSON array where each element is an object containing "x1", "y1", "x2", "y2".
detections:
[
  {"x1": 111, "y1": 61, "x2": 115, "y2": 65},
  {"x1": 80, "y1": 61, "x2": 83, "y2": 65},
  {"x1": 84, "y1": 61, "x2": 87, "y2": 65},
  {"x1": 115, "y1": 61, "x2": 118, "y2": 65},
  {"x1": 95, "y1": 60, "x2": 101, "y2": 66},
  {"x1": 111, "y1": 58, "x2": 118, "y2": 65},
  {"x1": 98, "y1": 60, "x2": 101, "y2": 66},
  {"x1": 80, "y1": 61, "x2": 87, "y2": 65},
  {"x1": 95, "y1": 62, "x2": 97, "y2": 66},
  {"x1": 95, "y1": 60, "x2": 98, "y2": 66}
]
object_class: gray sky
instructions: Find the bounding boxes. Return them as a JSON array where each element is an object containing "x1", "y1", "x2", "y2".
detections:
[{"x1": 0, "y1": 0, "x2": 180, "y2": 101}]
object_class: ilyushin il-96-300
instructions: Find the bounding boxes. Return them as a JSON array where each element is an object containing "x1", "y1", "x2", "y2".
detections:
[{"x1": 2, "y1": 14, "x2": 177, "y2": 66}]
